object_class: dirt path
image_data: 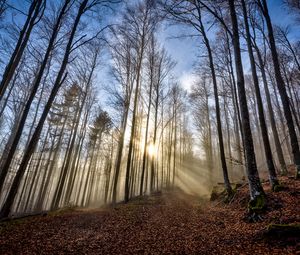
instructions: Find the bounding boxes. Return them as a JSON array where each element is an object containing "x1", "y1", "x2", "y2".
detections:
[{"x1": 0, "y1": 178, "x2": 299, "y2": 254}]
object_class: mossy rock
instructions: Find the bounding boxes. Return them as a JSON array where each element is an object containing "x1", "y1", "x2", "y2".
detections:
[
  {"x1": 210, "y1": 186, "x2": 225, "y2": 201},
  {"x1": 210, "y1": 185, "x2": 235, "y2": 203}
]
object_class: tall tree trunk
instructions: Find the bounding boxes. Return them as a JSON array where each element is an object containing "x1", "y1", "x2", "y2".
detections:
[
  {"x1": 140, "y1": 42, "x2": 154, "y2": 196},
  {"x1": 224, "y1": 29, "x2": 244, "y2": 167},
  {"x1": 65, "y1": 106, "x2": 89, "y2": 204},
  {"x1": 0, "y1": 0, "x2": 45, "y2": 101},
  {"x1": 80, "y1": 141, "x2": 97, "y2": 207},
  {"x1": 195, "y1": 5, "x2": 232, "y2": 194},
  {"x1": 35, "y1": 125, "x2": 59, "y2": 211},
  {"x1": 172, "y1": 108, "x2": 177, "y2": 188},
  {"x1": 0, "y1": 0, "x2": 70, "y2": 193},
  {"x1": 124, "y1": 43, "x2": 145, "y2": 203},
  {"x1": 258, "y1": 0, "x2": 300, "y2": 178},
  {"x1": 223, "y1": 82, "x2": 232, "y2": 173},
  {"x1": 52, "y1": 105, "x2": 80, "y2": 209},
  {"x1": 228, "y1": 0, "x2": 265, "y2": 204},
  {"x1": 0, "y1": 0, "x2": 89, "y2": 219},
  {"x1": 253, "y1": 42, "x2": 287, "y2": 174},
  {"x1": 241, "y1": 0, "x2": 279, "y2": 189},
  {"x1": 111, "y1": 101, "x2": 131, "y2": 204},
  {"x1": 151, "y1": 76, "x2": 160, "y2": 193}
]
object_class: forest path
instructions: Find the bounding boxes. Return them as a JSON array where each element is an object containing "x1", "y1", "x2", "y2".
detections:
[{"x1": 0, "y1": 178, "x2": 299, "y2": 254}]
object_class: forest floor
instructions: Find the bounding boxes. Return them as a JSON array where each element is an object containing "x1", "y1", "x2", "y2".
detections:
[{"x1": 0, "y1": 175, "x2": 299, "y2": 254}]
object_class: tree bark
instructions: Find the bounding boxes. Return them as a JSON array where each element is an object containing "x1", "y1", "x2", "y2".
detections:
[
  {"x1": 196, "y1": 4, "x2": 232, "y2": 194},
  {"x1": 258, "y1": 0, "x2": 300, "y2": 178},
  {"x1": 252, "y1": 42, "x2": 287, "y2": 174},
  {"x1": 228, "y1": 0, "x2": 264, "y2": 201},
  {"x1": 0, "y1": 0, "x2": 89, "y2": 219},
  {"x1": 241, "y1": 0, "x2": 279, "y2": 189},
  {"x1": 0, "y1": 0, "x2": 45, "y2": 101},
  {"x1": 0, "y1": 0, "x2": 70, "y2": 193}
]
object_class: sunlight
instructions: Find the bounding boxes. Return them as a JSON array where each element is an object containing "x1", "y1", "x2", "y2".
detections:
[{"x1": 147, "y1": 142, "x2": 157, "y2": 158}]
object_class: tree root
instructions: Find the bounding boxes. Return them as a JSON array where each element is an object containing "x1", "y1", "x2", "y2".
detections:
[
  {"x1": 264, "y1": 223, "x2": 300, "y2": 238},
  {"x1": 244, "y1": 194, "x2": 266, "y2": 223},
  {"x1": 272, "y1": 184, "x2": 285, "y2": 192}
]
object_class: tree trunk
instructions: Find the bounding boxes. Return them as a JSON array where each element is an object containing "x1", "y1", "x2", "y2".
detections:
[
  {"x1": 228, "y1": 0, "x2": 265, "y2": 202},
  {"x1": 253, "y1": 42, "x2": 287, "y2": 175},
  {"x1": 196, "y1": 6, "x2": 232, "y2": 194},
  {"x1": 0, "y1": 0, "x2": 89, "y2": 219},
  {"x1": 0, "y1": 0, "x2": 70, "y2": 193},
  {"x1": 124, "y1": 43, "x2": 145, "y2": 203},
  {"x1": 241, "y1": 0, "x2": 279, "y2": 189},
  {"x1": 140, "y1": 47, "x2": 154, "y2": 195},
  {"x1": 258, "y1": 0, "x2": 300, "y2": 178},
  {"x1": 0, "y1": 0, "x2": 45, "y2": 101}
]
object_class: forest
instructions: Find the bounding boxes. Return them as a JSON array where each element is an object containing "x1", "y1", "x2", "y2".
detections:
[{"x1": 0, "y1": 0, "x2": 299, "y2": 254}]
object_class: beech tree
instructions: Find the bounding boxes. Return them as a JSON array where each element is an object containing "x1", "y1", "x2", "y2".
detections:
[
  {"x1": 256, "y1": 0, "x2": 300, "y2": 179},
  {"x1": 0, "y1": 0, "x2": 120, "y2": 219},
  {"x1": 160, "y1": 0, "x2": 232, "y2": 195},
  {"x1": 0, "y1": 0, "x2": 298, "y2": 221},
  {"x1": 228, "y1": 0, "x2": 265, "y2": 206}
]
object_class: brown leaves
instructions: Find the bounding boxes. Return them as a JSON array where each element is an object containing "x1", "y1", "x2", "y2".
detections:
[{"x1": 0, "y1": 176, "x2": 299, "y2": 254}]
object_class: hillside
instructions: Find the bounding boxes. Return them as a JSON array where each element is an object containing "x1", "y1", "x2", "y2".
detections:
[{"x1": 0, "y1": 176, "x2": 299, "y2": 254}]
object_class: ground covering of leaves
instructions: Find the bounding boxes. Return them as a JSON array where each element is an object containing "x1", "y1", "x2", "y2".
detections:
[{"x1": 0, "y1": 176, "x2": 299, "y2": 254}]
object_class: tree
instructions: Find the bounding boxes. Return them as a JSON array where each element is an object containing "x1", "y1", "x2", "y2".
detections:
[
  {"x1": 0, "y1": 0, "x2": 118, "y2": 219},
  {"x1": 241, "y1": 0, "x2": 279, "y2": 190},
  {"x1": 190, "y1": 76, "x2": 213, "y2": 183},
  {"x1": 0, "y1": 0, "x2": 71, "y2": 193},
  {"x1": 122, "y1": 0, "x2": 159, "y2": 203},
  {"x1": 161, "y1": 0, "x2": 232, "y2": 195},
  {"x1": 228, "y1": 0, "x2": 265, "y2": 206},
  {"x1": 109, "y1": 22, "x2": 136, "y2": 204},
  {"x1": 249, "y1": 12, "x2": 288, "y2": 175},
  {"x1": 257, "y1": 0, "x2": 300, "y2": 179},
  {"x1": 0, "y1": 0, "x2": 46, "y2": 102}
]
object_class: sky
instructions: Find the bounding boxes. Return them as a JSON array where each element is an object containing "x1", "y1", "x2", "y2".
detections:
[
  {"x1": 3, "y1": 0, "x2": 299, "y2": 93},
  {"x1": 1, "y1": 0, "x2": 299, "y2": 159},
  {"x1": 159, "y1": 0, "x2": 300, "y2": 92},
  {"x1": 2, "y1": 0, "x2": 299, "y2": 111}
]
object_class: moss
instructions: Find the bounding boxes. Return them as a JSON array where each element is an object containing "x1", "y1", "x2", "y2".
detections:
[
  {"x1": 233, "y1": 183, "x2": 242, "y2": 192},
  {"x1": 296, "y1": 170, "x2": 300, "y2": 179},
  {"x1": 267, "y1": 223, "x2": 300, "y2": 230},
  {"x1": 223, "y1": 189, "x2": 236, "y2": 203},
  {"x1": 280, "y1": 170, "x2": 287, "y2": 176},
  {"x1": 248, "y1": 194, "x2": 266, "y2": 213},
  {"x1": 210, "y1": 186, "x2": 223, "y2": 201},
  {"x1": 48, "y1": 207, "x2": 77, "y2": 216},
  {"x1": 272, "y1": 184, "x2": 285, "y2": 192},
  {"x1": 210, "y1": 183, "x2": 242, "y2": 203}
]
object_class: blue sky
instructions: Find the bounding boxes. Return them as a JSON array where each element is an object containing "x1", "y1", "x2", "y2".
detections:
[
  {"x1": 2, "y1": 0, "x2": 299, "y2": 94},
  {"x1": 159, "y1": 0, "x2": 300, "y2": 92}
]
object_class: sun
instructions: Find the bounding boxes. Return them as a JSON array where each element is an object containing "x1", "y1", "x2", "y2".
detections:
[{"x1": 147, "y1": 143, "x2": 157, "y2": 158}]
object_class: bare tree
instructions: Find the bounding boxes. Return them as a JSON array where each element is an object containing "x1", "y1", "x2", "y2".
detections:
[
  {"x1": 160, "y1": 0, "x2": 232, "y2": 195},
  {"x1": 256, "y1": 0, "x2": 300, "y2": 179},
  {"x1": 241, "y1": 0, "x2": 279, "y2": 190},
  {"x1": 228, "y1": 0, "x2": 265, "y2": 207},
  {"x1": 0, "y1": 0, "x2": 46, "y2": 102}
]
